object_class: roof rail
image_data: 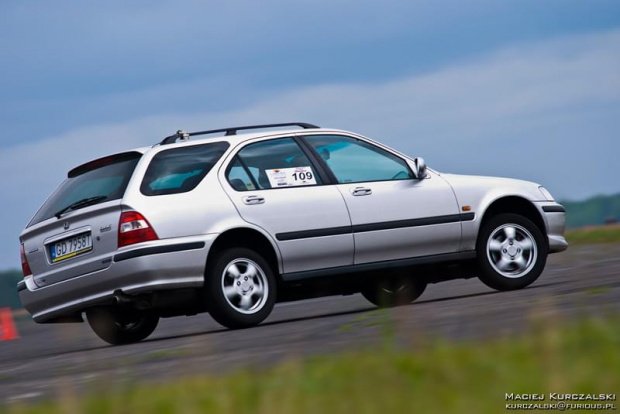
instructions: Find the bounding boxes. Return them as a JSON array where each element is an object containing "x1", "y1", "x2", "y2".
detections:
[{"x1": 158, "y1": 122, "x2": 320, "y2": 145}]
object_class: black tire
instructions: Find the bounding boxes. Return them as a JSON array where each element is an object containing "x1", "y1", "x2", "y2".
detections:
[
  {"x1": 476, "y1": 213, "x2": 547, "y2": 291},
  {"x1": 205, "y1": 248, "x2": 276, "y2": 329},
  {"x1": 361, "y1": 275, "x2": 427, "y2": 307},
  {"x1": 86, "y1": 307, "x2": 159, "y2": 345}
]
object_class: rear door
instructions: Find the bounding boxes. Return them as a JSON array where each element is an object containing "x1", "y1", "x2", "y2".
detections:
[
  {"x1": 301, "y1": 134, "x2": 462, "y2": 264},
  {"x1": 220, "y1": 137, "x2": 353, "y2": 274},
  {"x1": 20, "y1": 152, "x2": 142, "y2": 287}
]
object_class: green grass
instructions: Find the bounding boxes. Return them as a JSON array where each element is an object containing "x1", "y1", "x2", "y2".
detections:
[
  {"x1": 6, "y1": 316, "x2": 619, "y2": 414},
  {"x1": 566, "y1": 225, "x2": 620, "y2": 245}
]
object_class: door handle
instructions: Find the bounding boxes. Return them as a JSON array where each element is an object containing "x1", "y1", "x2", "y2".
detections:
[
  {"x1": 242, "y1": 195, "x2": 265, "y2": 205},
  {"x1": 350, "y1": 186, "x2": 372, "y2": 196}
]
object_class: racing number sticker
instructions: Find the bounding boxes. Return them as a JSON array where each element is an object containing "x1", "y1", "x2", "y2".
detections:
[{"x1": 266, "y1": 166, "x2": 317, "y2": 188}]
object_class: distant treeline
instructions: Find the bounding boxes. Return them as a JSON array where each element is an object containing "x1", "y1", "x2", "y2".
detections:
[
  {"x1": 562, "y1": 193, "x2": 620, "y2": 228},
  {"x1": 0, "y1": 269, "x2": 23, "y2": 309}
]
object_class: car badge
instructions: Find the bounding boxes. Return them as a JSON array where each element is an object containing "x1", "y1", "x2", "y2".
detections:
[{"x1": 63, "y1": 221, "x2": 70, "y2": 230}]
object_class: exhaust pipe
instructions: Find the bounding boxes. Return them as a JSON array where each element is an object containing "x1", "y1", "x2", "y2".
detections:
[{"x1": 112, "y1": 290, "x2": 151, "y2": 310}]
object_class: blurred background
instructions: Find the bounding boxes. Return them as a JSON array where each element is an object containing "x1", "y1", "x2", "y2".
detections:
[{"x1": 0, "y1": 1, "x2": 618, "y2": 411}]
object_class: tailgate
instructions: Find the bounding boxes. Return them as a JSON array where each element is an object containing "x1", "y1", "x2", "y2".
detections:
[
  {"x1": 20, "y1": 151, "x2": 142, "y2": 287},
  {"x1": 22, "y1": 203, "x2": 123, "y2": 287}
]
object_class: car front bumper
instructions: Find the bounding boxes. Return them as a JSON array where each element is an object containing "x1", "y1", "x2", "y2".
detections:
[
  {"x1": 19, "y1": 234, "x2": 217, "y2": 323},
  {"x1": 535, "y1": 202, "x2": 568, "y2": 253}
]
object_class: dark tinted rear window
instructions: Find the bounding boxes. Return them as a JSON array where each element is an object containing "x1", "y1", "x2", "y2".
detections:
[
  {"x1": 140, "y1": 142, "x2": 230, "y2": 196},
  {"x1": 28, "y1": 152, "x2": 142, "y2": 227}
]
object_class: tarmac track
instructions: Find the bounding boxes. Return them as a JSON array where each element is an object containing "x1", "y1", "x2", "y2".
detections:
[{"x1": 1, "y1": 244, "x2": 618, "y2": 403}]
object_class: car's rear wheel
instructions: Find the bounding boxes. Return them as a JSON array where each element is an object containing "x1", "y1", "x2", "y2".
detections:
[
  {"x1": 86, "y1": 307, "x2": 159, "y2": 345},
  {"x1": 361, "y1": 275, "x2": 427, "y2": 307},
  {"x1": 476, "y1": 213, "x2": 547, "y2": 291},
  {"x1": 205, "y1": 248, "x2": 276, "y2": 329}
]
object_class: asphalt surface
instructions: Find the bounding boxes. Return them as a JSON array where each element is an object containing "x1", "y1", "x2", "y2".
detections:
[{"x1": 1, "y1": 244, "x2": 619, "y2": 403}]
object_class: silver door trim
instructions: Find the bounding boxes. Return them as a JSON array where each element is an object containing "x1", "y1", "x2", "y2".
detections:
[
  {"x1": 282, "y1": 251, "x2": 477, "y2": 281},
  {"x1": 275, "y1": 213, "x2": 475, "y2": 241}
]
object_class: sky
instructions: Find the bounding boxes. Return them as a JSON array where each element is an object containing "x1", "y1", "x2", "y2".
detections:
[{"x1": 1, "y1": 0, "x2": 619, "y2": 269}]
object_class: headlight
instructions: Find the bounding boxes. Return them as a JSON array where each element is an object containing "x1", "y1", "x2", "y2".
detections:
[{"x1": 538, "y1": 186, "x2": 554, "y2": 201}]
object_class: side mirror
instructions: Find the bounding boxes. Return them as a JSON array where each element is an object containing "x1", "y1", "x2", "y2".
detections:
[{"x1": 412, "y1": 157, "x2": 427, "y2": 179}]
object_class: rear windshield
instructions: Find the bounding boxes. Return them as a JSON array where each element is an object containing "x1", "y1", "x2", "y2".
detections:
[
  {"x1": 140, "y1": 142, "x2": 230, "y2": 196},
  {"x1": 28, "y1": 152, "x2": 142, "y2": 227}
]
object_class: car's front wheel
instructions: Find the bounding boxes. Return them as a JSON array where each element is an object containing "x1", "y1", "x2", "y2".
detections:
[
  {"x1": 86, "y1": 307, "x2": 159, "y2": 345},
  {"x1": 361, "y1": 275, "x2": 427, "y2": 307},
  {"x1": 205, "y1": 248, "x2": 276, "y2": 329},
  {"x1": 476, "y1": 213, "x2": 547, "y2": 291}
]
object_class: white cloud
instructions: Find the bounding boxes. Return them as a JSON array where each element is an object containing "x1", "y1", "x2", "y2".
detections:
[{"x1": 2, "y1": 29, "x2": 619, "y2": 267}]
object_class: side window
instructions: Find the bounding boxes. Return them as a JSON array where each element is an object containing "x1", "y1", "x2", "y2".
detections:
[
  {"x1": 304, "y1": 135, "x2": 413, "y2": 184},
  {"x1": 141, "y1": 142, "x2": 230, "y2": 196},
  {"x1": 228, "y1": 138, "x2": 322, "y2": 190}
]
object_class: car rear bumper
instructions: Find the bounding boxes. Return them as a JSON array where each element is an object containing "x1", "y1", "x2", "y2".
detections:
[
  {"x1": 19, "y1": 234, "x2": 217, "y2": 323},
  {"x1": 535, "y1": 202, "x2": 568, "y2": 253}
]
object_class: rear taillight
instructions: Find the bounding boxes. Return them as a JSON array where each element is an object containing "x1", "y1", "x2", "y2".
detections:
[
  {"x1": 20, "y1": 243, "x2": 32, "y2": 277},
  {"x1": 118, "y1": 211, "x2": 159, "y2": 248}
]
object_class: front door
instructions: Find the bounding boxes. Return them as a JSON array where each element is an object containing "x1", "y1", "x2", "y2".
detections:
[{"x1": 302, "y1": 134, "x2": 461, "y2": 264}]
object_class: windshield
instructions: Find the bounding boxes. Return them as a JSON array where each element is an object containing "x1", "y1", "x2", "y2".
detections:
[{"x1": 28, "y1": 152, "x2": 142, "y2": 227}]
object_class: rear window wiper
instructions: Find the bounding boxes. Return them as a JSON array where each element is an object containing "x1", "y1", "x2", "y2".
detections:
[{"x1": 54, "y1": 195, "x2": 108, "y2": 219}]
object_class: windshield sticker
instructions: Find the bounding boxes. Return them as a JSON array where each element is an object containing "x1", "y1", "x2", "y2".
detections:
[{"x1": 266, "y1": 166, "x2": 317, "y2": 188}]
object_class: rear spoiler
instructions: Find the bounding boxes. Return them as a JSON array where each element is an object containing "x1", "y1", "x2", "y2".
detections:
[{"x1": 68, "y1": 152, "x2": 142, "y2": 178}]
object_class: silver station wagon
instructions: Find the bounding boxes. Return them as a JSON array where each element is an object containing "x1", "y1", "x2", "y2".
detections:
[{"x1": 18, "y1": 123, "x2": 567, "y2": 345}]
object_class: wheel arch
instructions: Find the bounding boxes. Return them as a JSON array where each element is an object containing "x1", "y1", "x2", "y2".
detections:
[
  {"x1": 206, "y1": 227, "x2": 282, "y2": 279},
  {"x1": 478, "y1": 196, "x2": 547, "y2": 247}
]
